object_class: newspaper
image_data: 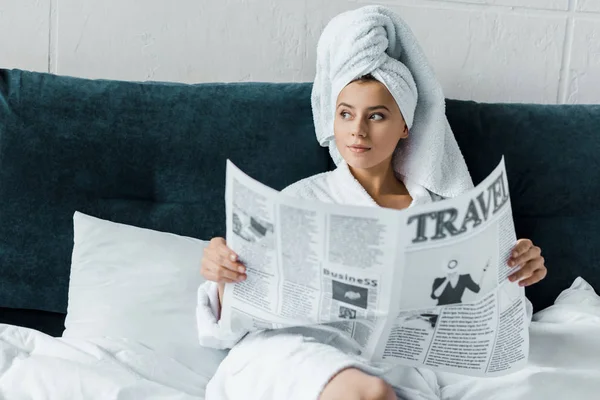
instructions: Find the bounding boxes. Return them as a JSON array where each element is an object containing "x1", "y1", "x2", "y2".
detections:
[{"x1": 220, "y1": 157, "x2": 529, "y2": 377}]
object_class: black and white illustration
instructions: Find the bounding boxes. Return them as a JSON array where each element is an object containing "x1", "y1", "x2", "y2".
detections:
[
  {"x1": 232, "y1": 206, "x2": 274, "y2": 244},
  {"x1": 332, "y1": 280, "x2": 369, "y2": 309},
  {"x1": 338, "y1": 305, "x2": 357, "y2": 319},
  {"x1": 397, "y1": 309, "x2": 440, "y2": 330},
  {"x1": 400, "y1": 222, "x2": 499, "y2": 310},
  {"x1": 430, "y1": 258, "x2": 490, "y2": 306}
]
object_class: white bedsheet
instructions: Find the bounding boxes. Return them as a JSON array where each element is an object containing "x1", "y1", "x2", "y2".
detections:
[{"x1": 0, "y1": 325, "x2": 225, "y2": 399}]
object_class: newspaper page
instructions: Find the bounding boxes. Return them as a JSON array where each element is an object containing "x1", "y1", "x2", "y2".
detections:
[
  {"x1": 220, "y1": 161, "x2": 403, "y2": 359},
  {"x1": 220, "y1": 157, "x2": 529, "y2": 377},
  {"x1": 371, "y1": 159, "x2": 529, "y2": 376}
]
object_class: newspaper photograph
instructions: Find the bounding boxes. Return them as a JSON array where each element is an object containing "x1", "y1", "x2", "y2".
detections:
[{"x1": 219, "y1": 157, "x2": 529, "y2": 377}]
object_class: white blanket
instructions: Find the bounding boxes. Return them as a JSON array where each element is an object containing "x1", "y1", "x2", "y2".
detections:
[{"x1": 0, "y1": 326, "x2": 225, "y2": 399}]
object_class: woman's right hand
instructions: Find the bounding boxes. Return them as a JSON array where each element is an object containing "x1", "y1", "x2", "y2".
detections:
[{"x1": 200, "y1": 237, "x2": 247, "y2": 284}]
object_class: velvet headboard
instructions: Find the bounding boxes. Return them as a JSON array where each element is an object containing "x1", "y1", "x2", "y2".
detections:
[{"x1": 1, "y1": 68, "x2": 599, "y2": 335}]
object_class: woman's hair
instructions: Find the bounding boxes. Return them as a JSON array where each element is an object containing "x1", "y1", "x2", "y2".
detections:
[{"x1": 351, "y1": 73, "x2": 378, "y2": 83}]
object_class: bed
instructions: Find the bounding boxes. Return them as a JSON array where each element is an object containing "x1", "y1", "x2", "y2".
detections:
[{"x1": 1, "y1": 68, "x2": 599, "y2": 399}]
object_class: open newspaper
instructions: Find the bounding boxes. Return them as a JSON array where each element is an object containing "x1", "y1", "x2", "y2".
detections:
[{"x1": 220, "y1": 157, "x2": 529, "y2": 377}]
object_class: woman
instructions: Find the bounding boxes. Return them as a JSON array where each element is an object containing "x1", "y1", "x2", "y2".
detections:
[{"x1": 197, "y1": 6, "x2": 547, "y2": 400}]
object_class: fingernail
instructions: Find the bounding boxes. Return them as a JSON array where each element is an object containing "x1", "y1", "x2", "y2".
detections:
[
  {"x1": 519, "y1": 281, "x2": 526, "y2": 287},
  {"x1": 238, "y1": 275, "x2": 246, "y2": 281},
  {"x1": 230, "y1": 254, "x2": 237, "y2": 261},
  {"x1": 238, "y1": 266, "x2": 245, "y2": 273},
  {"x1": 508, "y1": 260, "x2": 514, "y2": 267},
  {"x1": 512, "y1": 252, "x2": 518, "y2": 257},
  {"x1": 509, "y1": 275, "x2": 515, "y2": 282}
]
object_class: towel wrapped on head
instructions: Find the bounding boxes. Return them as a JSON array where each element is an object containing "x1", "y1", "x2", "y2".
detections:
[{"x1": 312, "y1": 5, "x2": 473, "y2": 198}]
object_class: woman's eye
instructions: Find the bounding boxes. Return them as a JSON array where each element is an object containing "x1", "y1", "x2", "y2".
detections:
[
  {"x1": 340, "y1": 111, "x2": 351, "y2": 119},
  {"x1": 370, "y1": 113, "x2": 384, "y2": 121}
]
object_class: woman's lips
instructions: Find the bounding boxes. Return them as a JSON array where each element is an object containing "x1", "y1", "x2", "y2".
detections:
[{"x1": 348, "y1": 145, "x2": 371, "y2": 153}]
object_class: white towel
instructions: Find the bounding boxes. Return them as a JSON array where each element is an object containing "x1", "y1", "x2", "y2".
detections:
[{"x1": 312, "y1": 5, "x2": 474, "y2": 198}]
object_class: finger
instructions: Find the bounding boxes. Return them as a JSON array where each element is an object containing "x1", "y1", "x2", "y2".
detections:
[
  {"x1": 214, "y1": 243, "x2": 245, "y2": 272},
  {"x1": 508, "y1": 264, "x2": 531, "y2": 282},
  {"x1": 201, "y1": 258, "x2": 239, "y2": 283},
  {"x1": 519, "y1": 267, "x2": 547, "y2": 287},
  {"x1": 217, "y1": 253, "x2": 246, "y2": 273},
  {"x1": 510, "y1": 239, "x2": 533, "y2": 259},
  {"x1": 205, "y1": 243, "x2": 245, "y2": 273},
  {"x1": 210, "y1": 275, "x2": 238, "y2": 284},
  {"x1": 509, "y1": 246, "x2": 541, "y2": 267},
  {"x1": 211, "y1": 238, "x2": 235, "y2": 259},
  {"x1": 200, "y1": 261, "x2": 229, "y2": 283},
  {"x1": 209, "y1": 260, "x2": 246, "y2": 283},
  {"x1": 509, "y1": 258, "x2": 544, "y2": 282}
]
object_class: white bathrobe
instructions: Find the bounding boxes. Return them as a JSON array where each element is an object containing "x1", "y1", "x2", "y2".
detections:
[{"x1": 196, "y1": 161, "x2": 444, "y2": 400}]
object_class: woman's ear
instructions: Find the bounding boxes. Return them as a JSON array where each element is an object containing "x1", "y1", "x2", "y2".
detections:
[{"x1": 402, "y1": 123, "x2": 409, "y2": 139}]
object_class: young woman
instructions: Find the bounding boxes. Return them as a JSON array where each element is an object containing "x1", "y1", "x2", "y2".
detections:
[{"x1": 197, "y1": 6, "x2": 547, "y2": 400}]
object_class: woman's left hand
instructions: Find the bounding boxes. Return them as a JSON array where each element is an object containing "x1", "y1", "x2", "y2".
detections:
[{"x1": 508, "y1": 239, "x2": 547, "y2": 286}]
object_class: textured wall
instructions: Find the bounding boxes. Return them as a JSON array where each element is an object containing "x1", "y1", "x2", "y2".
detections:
[{"x1": 1, "y1": 0, "x2": 599, "y2": 103}]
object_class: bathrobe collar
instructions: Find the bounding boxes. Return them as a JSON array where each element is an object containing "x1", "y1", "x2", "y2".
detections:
[{"x1": 327, "y1": 161, "x2": 435, "y2": 208}]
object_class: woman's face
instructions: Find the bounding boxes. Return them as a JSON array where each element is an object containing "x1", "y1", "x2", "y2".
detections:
[{"x1": 334, "y1": 79, "x2": 408, "y2": 170}]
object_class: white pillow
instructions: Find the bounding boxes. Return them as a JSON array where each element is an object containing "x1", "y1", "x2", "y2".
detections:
[
  {"x1": 532, "y1": 276, "x2": 600, "y2": 323},
  {"x1": 63, "y1": 211, "x2": 210, "y2": 361}
]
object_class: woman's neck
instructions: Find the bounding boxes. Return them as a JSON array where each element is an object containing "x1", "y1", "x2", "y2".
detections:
[{"x1": 347, "y1": 159, "x2": 409, "y2": 199}]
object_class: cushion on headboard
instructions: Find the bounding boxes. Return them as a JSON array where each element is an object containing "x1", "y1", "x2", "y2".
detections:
[{"x1": 0, "y1": 69, "x2": 329, "y2": 314}]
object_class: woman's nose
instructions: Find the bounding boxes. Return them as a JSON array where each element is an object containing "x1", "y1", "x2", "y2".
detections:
[{"x1": 351, "y1": 119, "x2": 367, "y2": 137}]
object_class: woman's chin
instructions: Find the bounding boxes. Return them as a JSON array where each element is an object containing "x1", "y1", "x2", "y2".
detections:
[
  {"x1": 343, "y1": 152, "x2": 378, "y2": 169},
  {"x1": 345, "y1": 159, "x2": 374, "y2": 170}
]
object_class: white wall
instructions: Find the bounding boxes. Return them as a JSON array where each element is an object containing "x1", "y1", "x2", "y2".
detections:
[{"x1": 2, "y1": 0, "x2": 599, "y2": 104}]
